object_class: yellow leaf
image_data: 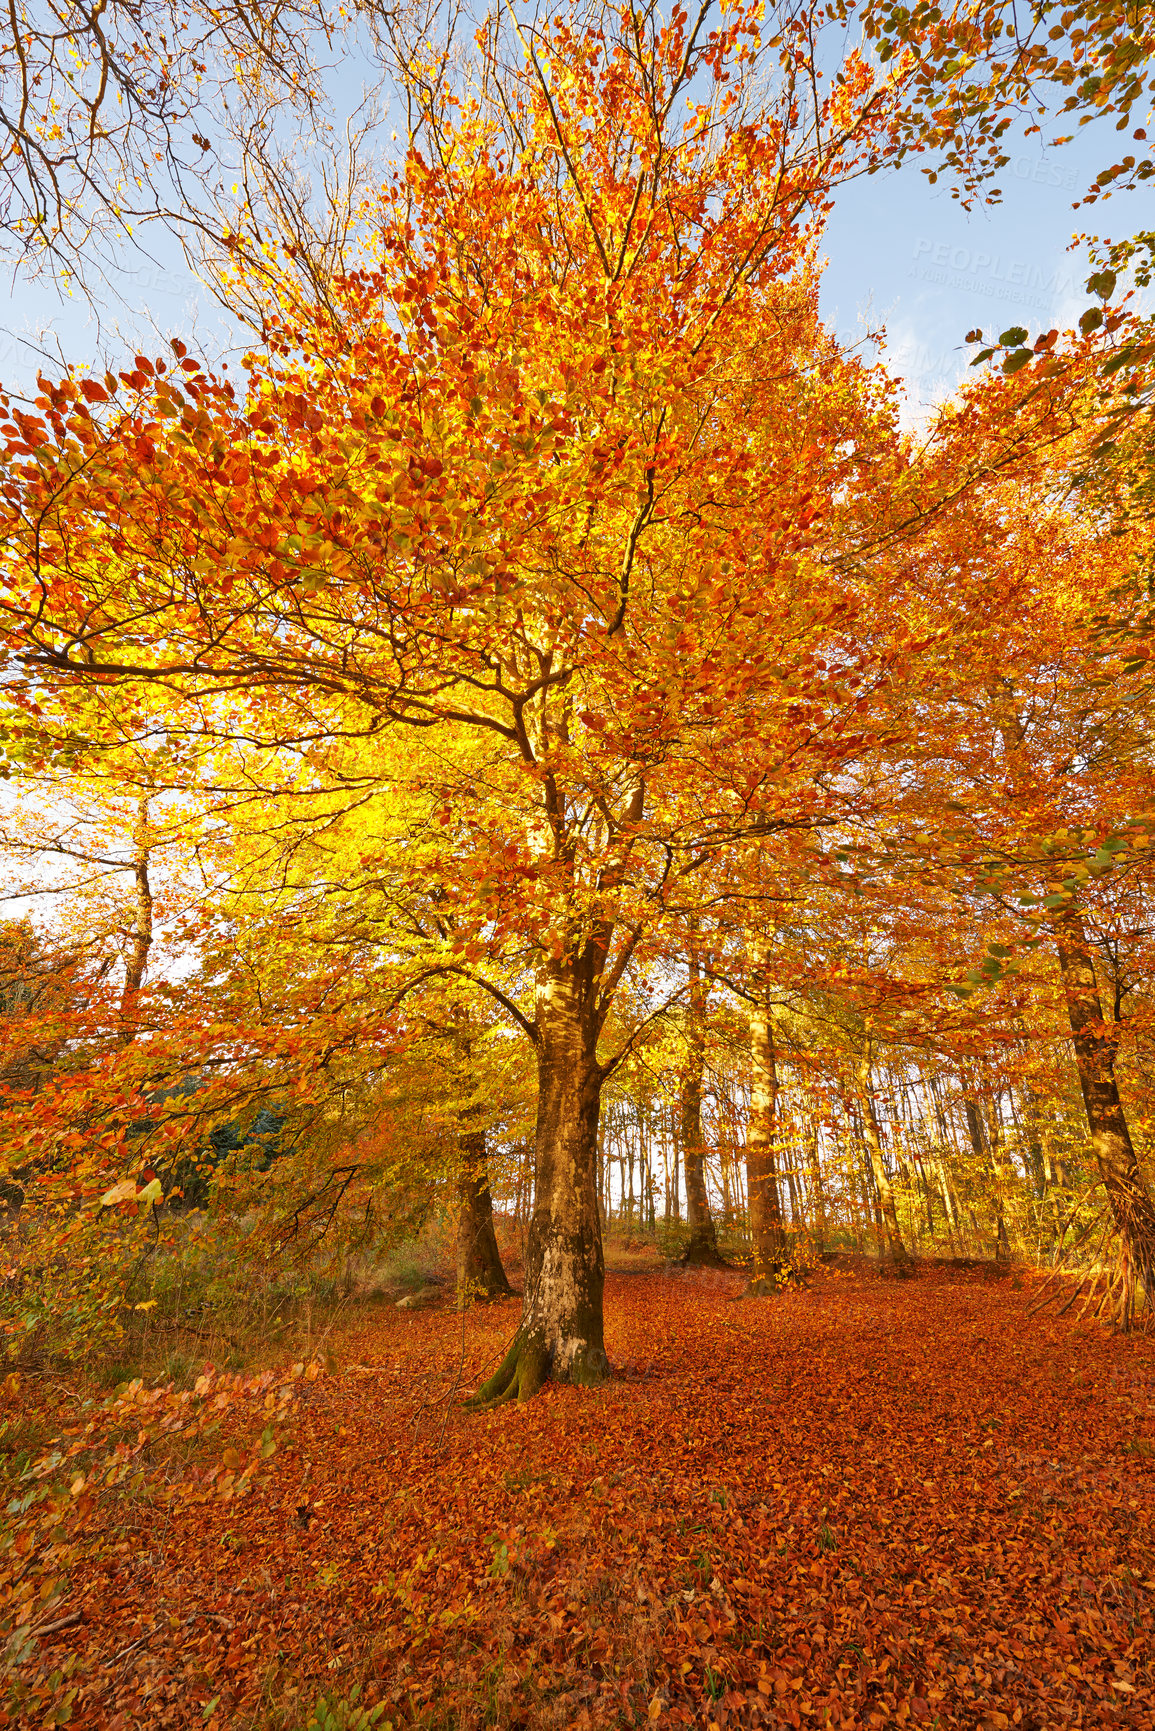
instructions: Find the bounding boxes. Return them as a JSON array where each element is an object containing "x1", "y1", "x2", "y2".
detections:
[
  {"x1": 99, "y1": 1178, "x2": 139, "y2": 1206},
  {"x1": 221, "y1": 1447, "x2": 242, "y2": 1472}
]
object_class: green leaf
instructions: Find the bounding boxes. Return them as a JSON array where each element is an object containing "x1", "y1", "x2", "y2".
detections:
[
  {"x1": 1001, "y1": 349, "x2": 1032, "y2": 374},
  {"x1": 998, "y1": 326, "x2": 1029, "y2": 346},
  {"x1": 1087, "y1": 268, "x2": 1117, "y2": 300},
  {"x1": 1079, "y1": 307, "x2": 1104, "y2": 335},
  {"x1": 1042, "y1": 893, "x2": 1071, "y2": 908}
]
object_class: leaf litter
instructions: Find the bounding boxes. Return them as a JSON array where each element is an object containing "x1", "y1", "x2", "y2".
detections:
[{"x1": 5, "y1": 1262, "x2": 1153, "y2": 1728}]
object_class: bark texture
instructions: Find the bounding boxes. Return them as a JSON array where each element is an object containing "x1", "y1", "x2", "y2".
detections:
[
  {"x1": 472, "y1": 959, "x2": 608, "y2": 1403},
  {"x1": 746, "y1": 948, "x2": 788, "y2": 1288},
  {"x1": 680, "y1": 933, "x2": 724, "y2": 1266},
  {"x1": 456, "y1": 1129, "x2": 514, "y2": 1304},
  {"x1": 118, "y1": 795, "x2": 153, "y2": 1046},
  {"x1": 856, "y1": 1043, "x2": 912, "y2": 1273},
  {"x1": 964, "y1": 1092, "x2": 1010, "y2": 1263},
  {"x1": 1055, "y1": 909, "x2": 1155, "y2": 1326},
  {"x1": 805, "y1": 1118, "x2": 827, "y2": 1249}
]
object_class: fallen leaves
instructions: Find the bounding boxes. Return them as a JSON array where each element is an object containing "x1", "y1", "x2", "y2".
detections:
[{"x1": 3, "y1": 1266, "x2": 1153, "y2": 1727}]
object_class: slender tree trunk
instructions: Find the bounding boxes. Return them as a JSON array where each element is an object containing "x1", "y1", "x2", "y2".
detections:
[
  {"x1": 1043, "y1": 1135, "x2": 1067, "y2": 1192},
  {"x1": 671, "y1": 1104, "x2": 681, "y2": 1222},
  {"x1": 964, "y1": 1090, "x2": 1010, "y2": 1263},
  {"x1": 746, "y1": 943, "x2": 788, "y2": 1285},
  {"x1": 987, "y1": 1097, "x2": 1012, "y2": 1264},
  {"x1": 456, "y1": 1129, "x2": 514, "y2": 1304},
  {"x1": 856, "y1": 1041, "x2": 912, "y2": 1271},
  {"x1": 1055, "y1": 908, "x2": 1155, "y2": 1325},
  {"x1": 119, "y1": 794, "x2": 153, "y2": 1046},
  {"x1": 473, "y1": 959, "x2": 608, "y2": 1403},
  {"x1": 681, "y1": 931, "x2": 724, "y2": 1264},
  {"x1": 784, "y1": 1149, "x2": 801, "y2": 1228},
  {"x1": 1018, "y1": 1085, "x2": 1047, "y2": 1200},
  {"x1": 913, "y1": 1152, "x2": 935, "y2": 1236},
  {"x1": 931, "y1": 1150, "x2": 960, "y2": 1241},
  {"x1": 805, "y1": 1117, "x2": 827, "y2": 1250},
  {"x1": 925, "y1": 1074, "x2": 963, "y2": 1246}
]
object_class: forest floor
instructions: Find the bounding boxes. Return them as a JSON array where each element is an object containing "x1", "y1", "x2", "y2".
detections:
[{"x1": 7, "y1": 1250, "x2": 1155, "y2": 1730}]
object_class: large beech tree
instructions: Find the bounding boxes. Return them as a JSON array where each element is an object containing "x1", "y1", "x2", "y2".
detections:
[{"x1": 1, "y1": 1, "x2": 1008, "y2": 1393}]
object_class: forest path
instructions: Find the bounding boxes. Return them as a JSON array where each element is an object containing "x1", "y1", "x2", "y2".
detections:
[{"x1": 49, "y1": 1267, "x2": 1155, "y2": 1729}]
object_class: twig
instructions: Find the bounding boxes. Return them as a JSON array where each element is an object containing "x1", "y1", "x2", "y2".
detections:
[
  {"x1": 29, "y1": 1610, "x2": 82, "y2": 1637},
  {"x1": 109, "y1": 1633, "x2": 149, "y2": 1665}
]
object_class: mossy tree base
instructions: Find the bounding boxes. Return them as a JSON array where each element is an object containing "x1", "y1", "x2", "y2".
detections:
[{"x1": 467, "y1": 1327, "x2": 608, "y2": 1408}]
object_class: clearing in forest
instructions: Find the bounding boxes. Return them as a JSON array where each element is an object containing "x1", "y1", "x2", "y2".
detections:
[{"x1": 8, "y1": 1262, "x2": 1155, "y2": 1729}]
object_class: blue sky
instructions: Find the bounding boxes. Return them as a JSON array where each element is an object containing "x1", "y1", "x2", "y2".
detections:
[
  {"x1": 0, "y1": 100, "x2": 1138, "y2": 418},
  {"x1": 820, "y1": 118, "x2": 1130, "y2": 417}
]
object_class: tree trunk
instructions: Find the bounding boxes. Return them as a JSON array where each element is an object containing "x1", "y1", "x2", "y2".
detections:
[
  {"x1": 856, "y1": 1042, "x2": 912, "y2": 1271},
  {"x1": 964, "y1": 1091, "x2": 1010, "y2": 1263},
  {"x1": 456, "y1": 1129, "x2": 514, "y2": 1304},
  {"x1": 681, "y1": 931, "x2": 724, "y2": 1265},
  {"x1": 784, "y1": 1147, "x2": 801, "y2": 1228},
  {"x1": 119, "y1": 794, "x2": 153, "y2": 1046},
  {"x1": 805, "y1": 1117, "x2": 827, "y2": 1250},
  {"x1": 1055, "y1": 908, "x2": 1155, "y2": 1326},
  {"x1": 472, "y1": 960, "x2": 608, "y2": 1403},
  {"x1": 746, "y1": 944, "x2": 788, "y2": 1284},
  {"x1": 720, "y1": 1148, "x2": 733, "y2": 1228},
  {"x1": 670, "y1": 1104, "x2": 681, "y2": 1222},
  {"x1": 1019, "y1": 1085, "x2": 1047, "y2": 1200},
  {"x1": 987, "y1": 1098, "x2": 1012, "y2": 1264},
  {"x1": 627, "y1": 1135, "x2": 635, "y2": 1224},
  {"x1": 931, "y1": 1150, "x2": 960, "y2": 1241},
  {"x1": 913, "y1": 1152, "x2": 935, "y2": 1236},
  {"x1": 925, "y1": 1074, "x2": 963, "y2": 1246}
]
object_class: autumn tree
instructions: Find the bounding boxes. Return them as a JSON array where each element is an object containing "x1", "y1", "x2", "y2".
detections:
[
  {"x1": 0, "y1": 1, "x2": 924, "y2": 1393},
  {"x1": 861, "y1": 362, "x2": 1155, "y2": 1319}
]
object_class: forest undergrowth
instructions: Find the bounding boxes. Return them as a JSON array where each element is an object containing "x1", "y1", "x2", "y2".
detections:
[{"x1": 4, "y1": 1255, "x2": 1154, "y2": 1730}]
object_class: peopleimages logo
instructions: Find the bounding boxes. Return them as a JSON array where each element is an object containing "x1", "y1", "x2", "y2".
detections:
[
  {"x1": 909, "y1": 239, "x2": 1079, "y2": 318},
  {"x1": 911, "y1": 239, "x2": 1076, "y2": 295},
  {"x1": 1005, "y1": 152, "x2": 1079, "y2": 191}
]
